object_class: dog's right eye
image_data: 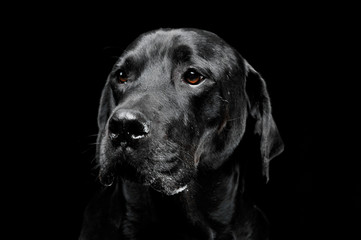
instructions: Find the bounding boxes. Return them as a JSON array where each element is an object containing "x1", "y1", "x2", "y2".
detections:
[
  {"x1": 183, "y1": 69, "x2": 205, "y2": 85},
  {"x1": 116, "y1": 70, "x2": 128, "y2": 84}
]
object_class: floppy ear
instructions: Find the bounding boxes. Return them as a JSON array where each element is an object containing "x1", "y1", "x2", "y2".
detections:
[
  {"x1": 97, "y1": 47, "x2": 121, "y2": 131},
  {"x1": 244, "y1": 62, "x2": 284, "y2": 181},
  {"x1": 97, "y1": 81, "x2": 115, "y2": 132}
]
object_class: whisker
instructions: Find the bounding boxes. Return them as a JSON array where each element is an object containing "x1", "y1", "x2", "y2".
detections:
[
  {"x1": 80, "y1": 146, "x2": 95, "y2": 155},
  {"x1": 88, "y1": 134, "x2": 99, "y2": 138},
  {"x1": 227, "y1": 116, "x2": 244, "y2": 122},
  {"x1": 89, "y1": 142, "x2": 101, "y2": 146},
  {"x1": 216, "y1": 95, "x2": 229, "y2": 103}
]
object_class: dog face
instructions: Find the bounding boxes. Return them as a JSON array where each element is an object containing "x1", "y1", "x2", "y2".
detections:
[{"x1": 96, "y1": 29, "x2": 283, "y2": 195}]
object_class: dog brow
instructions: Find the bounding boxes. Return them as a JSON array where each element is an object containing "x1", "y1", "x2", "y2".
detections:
[{"x1": 172, "y1": 45, "x2": 193, "y2": 64}]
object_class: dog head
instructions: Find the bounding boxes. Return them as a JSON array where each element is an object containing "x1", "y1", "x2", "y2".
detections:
[{"x1": 96, "y1": 28, "x2": 284, "y2": 195}]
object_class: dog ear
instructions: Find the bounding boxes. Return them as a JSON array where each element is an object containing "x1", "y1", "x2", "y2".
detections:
[
  {"x1": 97, "y1": 47, "x2": 121, "y2": 131},
  {"x1": 97, "y1": 81, "x2": 115, "y2": 131},
  {"x1": 244, "y1": 62, "x2": 284, "y2": 181},
  {"x1": 96, "y1": 81, "x2": 117, "y2": 186}
]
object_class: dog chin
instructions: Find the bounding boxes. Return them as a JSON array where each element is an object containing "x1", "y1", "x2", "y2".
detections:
[
  {"x1": 146, "y1": 166, "x2": 195, "y2": 195},
  {"x1": 99, "y1": 155, "x2": 193, "y2": 195},
  {"x1": 150, "y1": 180, "x2": 189, "y2": 195}
]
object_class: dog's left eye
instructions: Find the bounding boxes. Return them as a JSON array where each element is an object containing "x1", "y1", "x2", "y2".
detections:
[
  {"x1": 183, "y1": 69, "x2": 205, "y2": 85},
  {"x1": 116, "y1": 70, "x2": 128, "y2": 84}
]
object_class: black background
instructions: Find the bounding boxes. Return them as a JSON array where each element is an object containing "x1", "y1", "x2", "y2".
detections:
[{"x1": 7, "y1": 3, "x2": 359, "y2": 240}]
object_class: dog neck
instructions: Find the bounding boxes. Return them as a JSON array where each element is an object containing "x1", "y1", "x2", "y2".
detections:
[{"x1": 120, "y1": 158, "x2": 261, "y2": 239}]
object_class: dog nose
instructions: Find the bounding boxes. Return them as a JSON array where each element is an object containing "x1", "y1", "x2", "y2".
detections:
[{"x1": 108, "y1": 109, "x2": 150, "y2": 146}]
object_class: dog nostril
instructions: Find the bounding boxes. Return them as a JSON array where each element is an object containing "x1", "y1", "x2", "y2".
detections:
[
  {"x1": 108, "y1": 110, "x2": 150, "y2": 145},
  {"x1": 125, "y1": 120, "x2": 149, "y2": 140}
]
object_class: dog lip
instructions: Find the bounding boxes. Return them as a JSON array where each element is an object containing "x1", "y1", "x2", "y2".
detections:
[{"x1": 168, "y1": 185, "x2": 188, "y2": 195}]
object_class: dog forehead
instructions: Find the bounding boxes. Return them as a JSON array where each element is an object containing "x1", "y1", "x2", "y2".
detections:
[
  {"x1": 125, "y1": 28, "x2": 233, "y2": 60},
  {"x1": 116, "y1": 29, "x2": 241, "y2": 82}
]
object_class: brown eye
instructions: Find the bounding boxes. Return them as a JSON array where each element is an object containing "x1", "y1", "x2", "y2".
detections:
[
  {"x1": 117, "y1": 70, "x2": 128, "y2": 84},
  {"x1": 183, "y1": 69, "x2": 205, "y2": 85}
]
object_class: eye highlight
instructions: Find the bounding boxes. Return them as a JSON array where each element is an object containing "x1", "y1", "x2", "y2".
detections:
[
  {"x1": 183, "y1": 69, "x2": 205, "y2": 85},
  {"x1": 116, "y1": 70, "x2": 128, "y2": 84}
]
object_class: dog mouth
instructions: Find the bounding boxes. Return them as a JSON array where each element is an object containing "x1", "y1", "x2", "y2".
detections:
[{"x1": 98, "y1": 153, "x2": 194, "y2": 195}]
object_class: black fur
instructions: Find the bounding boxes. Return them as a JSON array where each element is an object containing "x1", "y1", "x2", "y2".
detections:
[{"x1": 79, "y1": 28, "x2": 284, "y2": 240}]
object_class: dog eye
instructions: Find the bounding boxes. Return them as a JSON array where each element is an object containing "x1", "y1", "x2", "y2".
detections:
[
  {"x1": 116, "y1": 70, "x2": 128, "y2": 84},
  {"x1": 183, "y1": 69, "x2": 205, "y2": 85}
]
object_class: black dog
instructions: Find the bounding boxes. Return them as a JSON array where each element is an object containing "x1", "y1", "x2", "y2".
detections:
[{"x1": 79, "y1": 28, "x2": 284, "y2": 240}]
